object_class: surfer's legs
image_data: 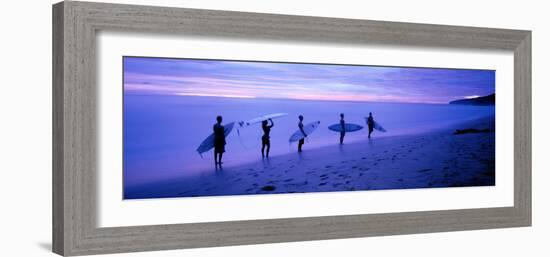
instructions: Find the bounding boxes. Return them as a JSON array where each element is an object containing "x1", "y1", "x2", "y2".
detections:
[
  {"x1": 218, "y1": 153, "x2": 223, "y2": 165},
  {"x1": 368, "y1": 126, "x2": 373, "y2": 138},
  {"x1": 214, "y1": 151, "x2": 223, "y2": 165},
  {"x1": 298, "y1": 138, "x2": 304, "y2": 152},
  {"x1": 262, "y1": 136, "x2": 271, "y2": 158},
  {"x1": 340, "y1": 131, "x2": 345, "y2": 144}
]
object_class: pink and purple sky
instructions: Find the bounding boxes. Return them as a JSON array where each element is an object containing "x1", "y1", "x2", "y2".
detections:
[{"x1": 123, "y1": 57, "x2": 495, "y2": 104}]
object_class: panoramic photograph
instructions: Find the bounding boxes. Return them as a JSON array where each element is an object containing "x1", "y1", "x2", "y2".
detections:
[{"x1": 122, "y1": 57, "x2": 496, "y2": 199}]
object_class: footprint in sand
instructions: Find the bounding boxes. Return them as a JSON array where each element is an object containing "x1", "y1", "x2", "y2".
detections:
[
  {"x1": 325, "y1": 165, "x2": 333, "y2": 168},
  {"x1": 284, "y1": 179, "x2": 293, "y2": 182},
  {"x1": 319, "y1": 182, "x2": 327, "y2": 186}
]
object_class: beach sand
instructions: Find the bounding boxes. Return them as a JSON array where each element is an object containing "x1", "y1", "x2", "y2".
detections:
[{"x1": 125, "y1": 115, "x2": 495, "y2": 199}]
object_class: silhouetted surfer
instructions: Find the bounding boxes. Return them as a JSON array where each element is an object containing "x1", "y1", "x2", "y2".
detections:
[
  {"x1": 367, "y1": 112, "x2": 374, "y2": 139},
  {"x1": 298, "y1": 115, "x2": 306, "y2": 152},
  {"x1": 213, "y1": 115, "x2": 225, "y2": 166},
  {"x1": 261, "y1": 118, "x2": 274, "y2": 158},
  {"x1": 339, "y1": 113, "x2": 346, "y2": 144}
]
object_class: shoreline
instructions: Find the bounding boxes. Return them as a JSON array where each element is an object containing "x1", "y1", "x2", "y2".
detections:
[
  {"x1": 125, "y1": 115, "x2": 495, "y2": 199},
  {"x1": 185, "y1": 114, "x2": 496, "y2": 177}
]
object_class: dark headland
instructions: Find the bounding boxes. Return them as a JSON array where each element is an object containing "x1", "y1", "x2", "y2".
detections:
[{"x1": 449, "y1": 93, "x2": 495, "y2": 106}]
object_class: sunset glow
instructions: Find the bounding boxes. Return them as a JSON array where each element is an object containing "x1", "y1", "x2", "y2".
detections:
[{"x1": 124, "y1": 57, "x2": 495, "y2": 104}]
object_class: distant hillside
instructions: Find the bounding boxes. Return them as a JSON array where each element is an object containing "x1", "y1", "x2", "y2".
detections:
[{"x1": 449, "y1": 93, "x2": 495, "y2": 106}]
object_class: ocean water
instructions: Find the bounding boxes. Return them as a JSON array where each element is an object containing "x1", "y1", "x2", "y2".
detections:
[{"x1": 124, "y1": 95, "x2": 495, "y2": 187}]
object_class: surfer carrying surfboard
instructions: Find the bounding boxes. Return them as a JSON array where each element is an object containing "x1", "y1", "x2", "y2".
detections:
[
  {"x1": 367, "y1": 112, "x2": 374, "y2": 138},
  {"x1": 298, "y1": 115, "x2": 307, "y2": 152},
  {"x1": 213, "y1": 115, "x2": 226, "y2": 166},
  {"x1": 298, "y1": 115, "x2": 307, "y2": 153},
  {"x1": 339, "y1": 113, "x2": 346, "y2": 144},
  {"x1": 261, "y1": 119, "x2": 274, "y2": 158},
  {"x1": 289, "y1": 119, "x2": 320, "y2": 148}
]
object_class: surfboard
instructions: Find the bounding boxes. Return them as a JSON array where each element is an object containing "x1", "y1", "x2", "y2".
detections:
[
  {"x1": 289, "y1": 121, "x2": 321, "y2": 143},
  {"x1": 196, "y1": 122, "x2": 235, "y2": 155},
  {"x1": 328, "y1": 123, "x2": 363, "y2": 132},
  {"x1": 373, "y1": 121, "x2": 386, "y2": 132},
  {"x1": 239, "y1": 113, "x2": 288, "y2": 127}
]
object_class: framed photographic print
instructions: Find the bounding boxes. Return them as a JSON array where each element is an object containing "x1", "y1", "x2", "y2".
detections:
[
  {"x1": 122, "y1": 57, "x2": 497, "y2": 199},
  {"x1": 52, "y1": 1, "x2": 531, "y2": 256}
]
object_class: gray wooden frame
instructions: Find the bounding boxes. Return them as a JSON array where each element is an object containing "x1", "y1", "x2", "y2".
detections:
[{"x1": 52, "y1": 1, "x2": 531, "y2": 256}]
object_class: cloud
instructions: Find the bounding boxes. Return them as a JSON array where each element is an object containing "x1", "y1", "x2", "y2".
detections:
[{"x1": 123, "y1": 57, "x2": 495, "y2": 104}]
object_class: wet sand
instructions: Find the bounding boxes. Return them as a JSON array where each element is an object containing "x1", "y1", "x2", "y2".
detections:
[{"x1": 125, "y1": 115, "x2": 495, "y2": 199}]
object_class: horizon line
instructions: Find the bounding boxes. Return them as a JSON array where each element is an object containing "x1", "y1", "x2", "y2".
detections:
[{"x1": 124, "y1": 91, "x2": 495, "y2": 105}]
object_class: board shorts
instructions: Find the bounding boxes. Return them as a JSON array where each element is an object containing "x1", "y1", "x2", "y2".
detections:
[
  {"x1": 262, "y1": 135, "x2": 270, "y2": 146},
  {"x1": 214, "y1": 138, "x2": 225, "y2": 153}
]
